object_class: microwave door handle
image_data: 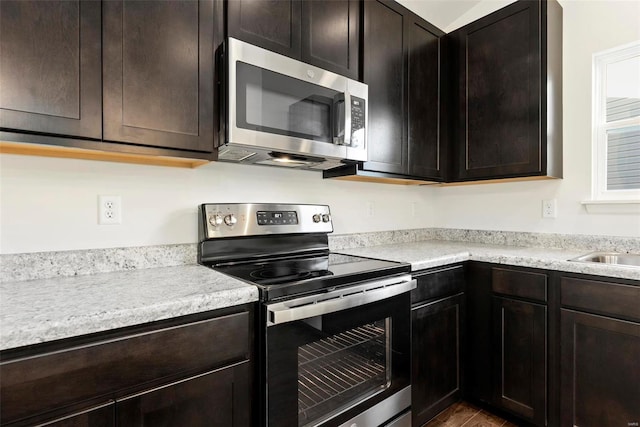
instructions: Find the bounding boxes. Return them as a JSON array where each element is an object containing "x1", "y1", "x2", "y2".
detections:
[
  {"x1": 332, "y1": 93, "x2": 345, "y2": 145},
  {"x1": 343, "y1": 90, "x2": 352, "y2": 146}
]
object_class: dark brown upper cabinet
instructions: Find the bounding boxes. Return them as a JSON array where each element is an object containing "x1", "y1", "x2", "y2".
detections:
[
  {"x1": 227, "y1": 0, "x2": 360, "y2": 80},
  {"x1": 448, "y1": 0, "x2": 563, "y2": 182},
  {"x1": 0, "y1": 1, "x2": 102, "y2": 140},
  {"x1": 103, "y1": 0, "x2": 219, "y2": 153},
  {"x1": 324, "y1": 0, "x2": 446, "y2": 184}
]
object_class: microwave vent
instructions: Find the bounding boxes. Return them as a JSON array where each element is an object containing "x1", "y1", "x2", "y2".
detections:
[{"x1": 218, "y1": 147, "x2": 256, "y2": 162}]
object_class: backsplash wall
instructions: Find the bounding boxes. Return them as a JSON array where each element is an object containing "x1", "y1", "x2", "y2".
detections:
[{"x1": 0, "y1": 154, "x2": 434, "y2": 254}]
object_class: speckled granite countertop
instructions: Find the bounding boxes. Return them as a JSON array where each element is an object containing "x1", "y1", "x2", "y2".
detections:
[
  {"x1": 0, "y1": 265, "x2": 258, "y2": 351},
  {"x1": 2, "y1": 229, "x2": 638, "y2": 351},
  {"x1": 337, "y1": 240, "x2": 640, "y2": 281}
]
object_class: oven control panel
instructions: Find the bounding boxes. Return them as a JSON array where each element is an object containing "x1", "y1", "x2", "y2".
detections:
[{"x1": 201, "y1": 203, "x2": 333, "y2": 238}]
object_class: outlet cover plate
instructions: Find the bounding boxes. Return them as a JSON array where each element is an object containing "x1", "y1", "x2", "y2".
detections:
[
  {"x1": 99, "y1": 195, "x2": 122, "y2": 225},
  {"x1": 542, "y1": 199, "x2": 557, "y2": 218}
]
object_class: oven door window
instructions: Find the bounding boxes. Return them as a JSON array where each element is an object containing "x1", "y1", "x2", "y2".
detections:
[
  {"x1": 266, "y1": 294, "x2": 410, "y2": 427},
  {"x1": 236, "y1": 62, "x2": 340, "y2": 143},
  {"x1": 298, "y1": 318, "x2": 391, "y2": 426}
]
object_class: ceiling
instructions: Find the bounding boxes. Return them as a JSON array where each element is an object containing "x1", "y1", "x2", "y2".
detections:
[{"x1": 396, "y1": 0, "x2": 484, "y2": 31}]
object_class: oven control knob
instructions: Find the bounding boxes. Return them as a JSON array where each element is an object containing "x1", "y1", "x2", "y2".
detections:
[
  {"x1": 322, "y1": 214, "x2": 331, "y2": 223},
  {"x1": 209, "y1": 214, "x2": 223, "y2": 227},
  {"x1": 224, "y1": 214, "x2": 237, "y2": 226},
  {"x1": 312, "y1": 214, "x2": 321, "y2": 223}
]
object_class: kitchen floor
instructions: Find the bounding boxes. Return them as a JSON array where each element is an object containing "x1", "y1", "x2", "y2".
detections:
[{"x1": 424, "y1": 402, "x2": 518, "y2": 427}]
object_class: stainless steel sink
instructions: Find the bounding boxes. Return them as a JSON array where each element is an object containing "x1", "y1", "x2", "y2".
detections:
[{"x1": 570, "y1": 252, "x2": 640, "y2": 268}]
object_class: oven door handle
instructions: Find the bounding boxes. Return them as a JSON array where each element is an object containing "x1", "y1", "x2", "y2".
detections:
[{"x1": 266, "y1": 275, "x2": 416, "y2": 326}]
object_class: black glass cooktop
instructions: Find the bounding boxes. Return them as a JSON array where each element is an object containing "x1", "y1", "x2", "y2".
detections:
[{"x1": 212, "y1": 252, "x2": 410, "y2": 301}]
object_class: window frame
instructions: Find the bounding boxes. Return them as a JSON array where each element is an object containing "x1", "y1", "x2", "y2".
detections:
[{"x1": 591, "y1": 40, "x2": 640, "y2": 202}]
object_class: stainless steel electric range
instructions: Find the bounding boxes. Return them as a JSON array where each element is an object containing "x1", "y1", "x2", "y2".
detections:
[{"x1": 198, "y1": 203, "x2": 414, "y2": 427}]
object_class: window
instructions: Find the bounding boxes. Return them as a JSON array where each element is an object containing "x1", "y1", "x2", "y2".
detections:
[{"x1": 592, "y1": 41, "x2": 640, "y2": 202}]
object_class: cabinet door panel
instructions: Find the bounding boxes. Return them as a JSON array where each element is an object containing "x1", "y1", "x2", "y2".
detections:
[
  {"x1": 407, "y1": 19, "x2": 442, "y2": 179},
  {"x1": 561, "y1": 309, "x2": 640, "y2": 427},
  {"x1": 227, "y1": 0, "x2": 301, "y2": 58},
  {"x1": 0, "y1": 0, "x2": 101, "y2": 139},
  {"x1": 103, "y1": 0, "x2": 216, "y2": 152},
  {"x1": 455, "y1": 1, "x2": 542, "y2": 179},
  {"x1": 117, "y1": 363, "x2": 250, "y2": 427},
  {"x1": 362, "y1": 0, "x2": 406, "y2": 174},
  {"x1": 301, "y1": 0, "x2": 359, "y2": 79},
  {"x1": 493, "y1": 297, "x2": 546, "y2": 425},
  {"x1": 32, "y1": 403, "x2": 114, "y2": 427},
  {"x1": 412, "y1": 294, "x2": 464, "y2": 426}
]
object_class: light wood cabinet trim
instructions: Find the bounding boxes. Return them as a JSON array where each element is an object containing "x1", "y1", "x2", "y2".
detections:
[{"x1": 0, "y1": 141, "x2": 210, "y2": 168}]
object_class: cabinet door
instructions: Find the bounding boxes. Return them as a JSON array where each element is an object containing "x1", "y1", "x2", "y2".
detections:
[
  {"x1": 227, "y1": 0, "x2": 301, "y2": 59},
  {"x1": 560, "y1": 309, "x2": 640, "y2": 427},
  {"x1": 117, "y1": 363, "x2": 250, "y2": 427},
  {"x1": 27, "y1": 403, "x2": 114, "y2": 427},
  {"x1": 412, "y1": 294, "x2": 464, "y2": 427},
  {"x1": 452, "y1": 1, "x2": 542, "y2": 180},
  {"x1": 493, "y1": 297, "x2": 546, "y2": 426},
  {"x1": 0, "y1": 0, "x2": 101, "y2": 139},
  {"x1": 103, "y1": 0, "x2": 218, "y2": 152},
  {"x1": 407, "y1": 16, "x2": 444, "y2": 180},
  {"x1": 362, "y1": 0, "x2": 407, "y2": 175},
  {"x1": 301, "y1": 0, "x2": 360, "y2": 80}
]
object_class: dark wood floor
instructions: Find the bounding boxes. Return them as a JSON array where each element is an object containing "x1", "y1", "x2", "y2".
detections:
[{"x1": 424, "y1": 402, "x2": 517, "y2": 427}]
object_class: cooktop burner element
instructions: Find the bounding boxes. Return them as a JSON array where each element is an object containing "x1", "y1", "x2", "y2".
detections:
[{"x1": 197, "y1": 203, "x2": 411, "y2": 301}]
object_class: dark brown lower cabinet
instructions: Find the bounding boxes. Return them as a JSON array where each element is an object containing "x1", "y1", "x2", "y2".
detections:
[
  {"x1": 465, "y1": 263, "x2": 549, "y2": 426},
  {"x1": 0, "y1": 305, "x2": 253, "y2": 427},
  {"x1": 117, "y1": 362, "x2": 250, "y2": 427},
  {"x1": 559, "y1": 275, "x2": 640, "y2": 427},
  {"x1": 412, "y1": 294, "x2": 464, "y2": 426},
  {"x1": 560, "y1": 310, "x2": 640, "y2": 427},
  {"x1": 31, "y1": 403, "x2": 114, "y2": 427},
  {"x1": 492, "y1": 297, "x2": 546, "y2": 426},
  {"x1": 411, "y1": 265, "x2": 465, "y2": 427}
]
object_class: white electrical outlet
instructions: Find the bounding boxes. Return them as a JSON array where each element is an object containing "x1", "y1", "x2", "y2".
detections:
[
  {"x1": 99, "y1": 195, "x2": 122, "y2": 225},
  {"x1": 367, "y1": 201, "x2": 375, "y2": 217},
  {"x1": 542, "y1": 199, "x2": 557, "y2": 218}
]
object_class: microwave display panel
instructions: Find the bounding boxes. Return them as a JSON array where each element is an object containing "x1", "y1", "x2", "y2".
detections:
[{"x1": 237, "y1": 62, "x2": 338, "y2": 143}]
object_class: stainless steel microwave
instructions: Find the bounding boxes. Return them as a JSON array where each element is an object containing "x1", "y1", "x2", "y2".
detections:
[{"x1": 218, "y1": 38, "x2": 368, "y2": 170}]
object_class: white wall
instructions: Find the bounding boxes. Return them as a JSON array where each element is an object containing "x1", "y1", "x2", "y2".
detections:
[
  {"x1": 2, "y1": 0, "x2": 640, "y2": 254},
  {"x1": 0, "y1": 154, "x2": 434, "y2": 254}
]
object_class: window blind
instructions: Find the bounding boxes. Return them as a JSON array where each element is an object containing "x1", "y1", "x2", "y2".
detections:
[{"x1": 606, "y1": 125, "x2": 640, "y2": 190}]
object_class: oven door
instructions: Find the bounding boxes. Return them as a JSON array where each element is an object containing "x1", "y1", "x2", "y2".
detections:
[
  {"x1": 227, "y1": 37, "x2": 367, "y2": 162},
  {"x1": 263, "y1": 276, "x2": 414, "y2": 427}
]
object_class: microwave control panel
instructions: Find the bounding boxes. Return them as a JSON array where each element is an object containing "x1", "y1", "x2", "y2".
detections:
[{"x1": 351, "y1": 96, "x2": 366, "y2": 147}]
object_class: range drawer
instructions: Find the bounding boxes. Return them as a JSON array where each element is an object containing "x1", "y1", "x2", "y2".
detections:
[
  {"x1": 491, "y1": 267, "x2": 547, "y2": 302},
  {"x1": 0, "y1": 310, "x2": 250, "y2": 424},
  {"x1": 561, "y1": 276, "x2": 640, "y2": 322}
]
